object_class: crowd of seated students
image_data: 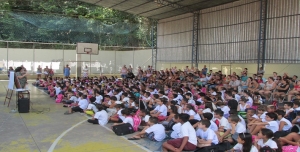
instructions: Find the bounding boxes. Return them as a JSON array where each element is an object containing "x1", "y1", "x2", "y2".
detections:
[{"x1": 33, "y1": 65, "x2": 300, "y2": 152}]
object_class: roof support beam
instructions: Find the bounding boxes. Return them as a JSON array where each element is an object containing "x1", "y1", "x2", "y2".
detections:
[
  {"x1": 192, "y1": 12, "x2": 199, "y2": 68},
  {"x1": 151, "y1": 20, "x2": 158, "y2": 70},
  {"x1": 257, "y1": 0, "x2": 268, "y2": 71}
]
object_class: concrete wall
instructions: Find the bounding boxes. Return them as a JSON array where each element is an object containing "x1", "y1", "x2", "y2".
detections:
[{"x1": 0, "y1": 48, "x2": 152, "y2": 75}]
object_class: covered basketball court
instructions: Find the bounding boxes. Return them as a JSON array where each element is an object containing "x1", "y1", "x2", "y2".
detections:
[{"x1": 0, "y1": 0, "x2": 299, "y2": 152}]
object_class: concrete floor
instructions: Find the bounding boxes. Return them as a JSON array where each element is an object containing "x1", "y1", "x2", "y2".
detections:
[{"x1": 0, "y1": 81, "x2": 155, "y2": 152}]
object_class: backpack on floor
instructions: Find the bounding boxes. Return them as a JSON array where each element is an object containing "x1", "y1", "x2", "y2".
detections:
[
  {"x1": 195, "y1": 145, "x2": 219, "y2": 152},
  {"x1": 131, "y1": 115, "x2": 141, "y2": 132},
  {"x1": 112, "y1": 123, "x2": 134, "y2": 136},
  {"x1": 55, "y1": 94, "x2": 63, "y2": 103}
]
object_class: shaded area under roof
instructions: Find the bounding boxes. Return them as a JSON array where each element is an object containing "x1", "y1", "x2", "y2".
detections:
[{"x1": 79, "y1": 0, "x2": 240, "y2": 20}]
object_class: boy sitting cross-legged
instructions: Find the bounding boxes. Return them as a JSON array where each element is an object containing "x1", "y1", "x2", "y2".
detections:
[
  {"x1": 162, "y1": 113, "x2": 197, "y2": 152},
  {"x1": 127, "y1": 117, "x2": 166, "y2": 142}
]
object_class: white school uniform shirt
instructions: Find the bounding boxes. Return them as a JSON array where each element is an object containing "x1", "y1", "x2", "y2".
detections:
[
  {"x1": 123, "y1": 117, "x2": 134, "y2": 127},
  {"x1": 117, "y1": 109, "x2": 125, "y2": 121},
  {"x1": 209, "y1": 120, "x2": 218, "y2": 132},
  {"x1": 180, "y1": 122, "x2": 197, "y2": 146},
  {"x1": 233, "y1": 144, "x2": 258, "y2": 152},
  {"x1": 247, "y1": 97, "x2": 254, "y2": 107},
  {"x1": 237, "y1": 115, "x2": 246, "y2": 127},
  {"x1": 295, "y1": 107, "x2": 300, "y2": 111},
  {"x1": 69, "y1": 96, "x2": 77, "y2": 102},
  {"x1": 95, "y1": 95, "x2": 103, "y2": 104},
  {"x1": 252, "y1": 114, "x2": 259, "y2": 119},
  {"x1": 78, "y1": 99, "x2": 89, "y2": 109},
  {"x1": 265, "y1": 121, "x2": 279, "y2": 133},
  {"x1": 145, "y1": 124, "x2": 166, "y2": 141},
  {"x1": 285, "y1": 108, "x2": 294, "y2": 115},
  {"x1": 278, "y1": 117, "x2": 292, "y2": 131},
  {"x1": 196, "y1": 128, "x2": 219, "y2": 145},
  {"x1": 226, "y1": 122, "x2": 246, "y2": 133},
  {"x1": 202, "y1": 108, "x2": 212, "y2": 114},
  {"x1": 186, "y1": 109, "x2": 201, "y2": 121},
  {"x1": 239, "y1": 104, "x2": 249, "y2": 112},
  {"x1": 257, "y1": 139, "x2": 278, "y2": 149},
  {"x1": 260, "y1": 112, "x2": 267, "y2": 122},
  {"x1": 142, "y1": 115, "x2": 150, "y2": 123},
  {"x1": 94, "y1": 110, "x2": 108, "y2": 126},
  {"x1": 216, "y1": 116, "x2": 229, "y2": 129},
  {"x1": 154, "y1": 104, "x2": 168, "y2": 116},
  {"x1": 170, "y1": 123, "x2": 181, "y2": 139},
  {"x1": 122, "y1": 97, "x2": 130, "y2": 103},
  {"x1": 188, "y1": 99, "x2": 196, "y2": 105},
  {"x1": 234, "y1": 94, "x2": 241, "y2": 101},
  {"x1": 54, "y1": 86, "x2": 61, "y2": 95},
  {"x1": 87, "y1": 104, "x2": 99, "y2": 113},
  {"x1": 196, "y1": 98, "x2": 203, "y2": 104},
  {"x1": 221, "y1": 106, "x2": 230, "y2": 115}
]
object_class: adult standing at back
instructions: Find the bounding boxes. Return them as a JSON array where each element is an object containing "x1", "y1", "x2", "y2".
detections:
[
  {"x1": 36, "y1": 65, "x2": 42, "y2": 79},
  {"x1": 44, "y1": 66, "x2": 49, "y2": 78},
  {"x1": 15, "y1": 67, "x2": 28, "y2": 89},
  {"x1": 64, "y1": 64, "x2": 71, "y2": 78},
  {"x1": 120, "y1": 65, "x2": 127, "y2": 79},
  {"x1": 202, "y1": 65, "x2": 208, "y2": 75}
]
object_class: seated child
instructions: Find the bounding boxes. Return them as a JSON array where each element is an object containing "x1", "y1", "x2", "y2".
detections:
[
  {"x1": 62, "y1": 91, "x2": 77, "y2": 107},
  {"x1": 103, "y1": 96, "x2": 117, "y2": 117},
  {"x1": 162, "y1": 113, "x2": 197, "y2": 152},
  {"x1": 95, "y1": 91, "x2": 103, "y2": 104},
  {"x1": 227, "y1": 115, "x2": 246, "y2": 143},
  {"x1": 128, "y1": 117, "x2": 166, "y2": 141},
  {"x1": 112, "y1": 109, "x2": 133, "y2": 127},
  {"x1": 168, "y1": 114, "x2": 181, "y2": 139},
  {"x1": 196, "y1": 120, "x2": 219, "y2": 148},
  {"x1": 249, "y1": 112, "x2": 278, "y2": 135},
  {"x1": 139, "y1": 109, "x2": 151, "y2": 127},
  {"x1": 254, "y1": 128, "x2": 279, "y2": 151},
  {"x1": 275, "y1": 110, "x2": 292, "y2": 132},
  {"x1": 87, "y1": 105, "x2": 108, "y2": 126},
  {"x1": 150, "y1": 98, "x2": 168, "y2": 120},
  {"x1": 84, "y1": 97, "x2": 99, "y2": 116},
  {"x1": 283, "y1": 102, "x2": 294, "y2": 118},
  {"x1": 230, "y1": 133, "x2": 258, "y2": 152},
  {"x1": 214, "y1": 109, "x2": 230, "y2": 142},
  {"x1": 109, "y1": 104, "x2": 125, "y2": 123},
  {"x1": 246, "y1": 108, "x2": 259, "y2": 123},
  {"x1": 64, "y1": 94, "x2": 89, "y2": 115}
]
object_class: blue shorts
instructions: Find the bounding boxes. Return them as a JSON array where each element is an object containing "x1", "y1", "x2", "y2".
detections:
[{"x1": 145, "y1": 132, "x2": 156, "y2": 141}]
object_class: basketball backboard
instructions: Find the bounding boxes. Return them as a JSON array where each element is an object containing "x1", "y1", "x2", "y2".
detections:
[{"x1": 76, "y1": 43, "x2": 99, "y2": 55}]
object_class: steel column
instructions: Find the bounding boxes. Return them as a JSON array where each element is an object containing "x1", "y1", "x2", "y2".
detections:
[
  {"x1": 257, "y1": 0, "x2": 268, "y2": 71},
  {"x1": 151, "y1": 21, "x2": 158, "y2": 70},
  {"x1": 192, "y1": 12, "x2": 199, "y2": 68}
]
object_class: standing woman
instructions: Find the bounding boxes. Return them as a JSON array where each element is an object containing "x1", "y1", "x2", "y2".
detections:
[
  {"x1": 15, "y1": 67, "x2": 28, "y2": 89},
  {"x1": 64, "y1": 64, "x2": 71, "y2": 78},
  {"x1": 44, "y1": 66, "x2": 49, "y2": 78},
  {"x1": 120, "y1": 65, "x2": 127, "y2": 79},
  {"x1": 8, "y1": 67, "x2": 14, "y2": 78},
  {"x1": 36, "y1": 65, "x2": 42, "y2": 79},
  {"x1": 82, "y1": 65, "x2": 89, "y2": 78}
]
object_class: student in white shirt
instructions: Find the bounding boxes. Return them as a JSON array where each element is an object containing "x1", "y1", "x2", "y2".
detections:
[
  {"x1": 185, "y1": 104, "x2": 201, "y2": 125},
  {"x1": 150, "y1": 98, "x2": 168, "y2": 117},
  {"x1": 283, "y1": 102, "x2": 294, "y2": 117},
  {"x1": 169, "y1": 114, "x2": 181, "y2": 139},
  {"x1": 64, "y1": 94, "x2": 89, "y2": 115},
  {"x1": 162, "y1": 113, "x2": 197, "y2": 152},
  {"x1": 128, "y1": 117, "x2": 165, "y2": 141},
  {"x1": 249, "y1": 112, "x2": 279, "y2": 135},
  {"x1": 196, "y1": 120, "x2": 219, "y2": 148},
  {"x1": 231, "y1": 133, "x2": 258, "y2": 152},
  {"x1": 87, "y1": 105, "x2": 108, "y2": 126},
  {"x1": 275, "y1": 110, "x2": 292, "y2": 132},
  {"x1": 112, "y1": 109, "x2": 134, "y2": 127},
  {"x1": 237, "y1": 97, "x2": 250, "y2": 112},
  {"x1": 84, "y1": 97, "x2": 99, "y2": 116},
  {"x1": 185, "y1": 93, "x2": 195, "y2": 105},
  {"x1": 95, "y1": 91, "x2": 103, "y2": 104},
  {"x1": 227, "y1": 115, "x2": 246, "y2": 142},
  {"x1": 109, "y1": 104, "x2": 124, "y2": 123},
  {"x1": 54, "y1": 83, "x2": 62, "y2": 96},
  {"x1": 62, "y1": 91, "x2": 77, "y2": 107},
  {"x1": 254, "y1": 128, "x2": 278, "y2": 151},
  {"x1": 216, "y1": 102, "x2": 230, "y2": 118},
  {"x1": 200, "y1": 113, "x2": 218, "y2": 132}
]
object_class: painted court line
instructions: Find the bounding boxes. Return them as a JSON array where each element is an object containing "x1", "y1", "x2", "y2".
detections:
[
  {"x1": 83, "y1": 115, "x2": 152, "y2": 152},
  {"x1": 47, "y1": 119, "x2": 87, "y2": 152}
]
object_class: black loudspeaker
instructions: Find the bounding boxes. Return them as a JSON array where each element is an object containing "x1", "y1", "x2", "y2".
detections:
[{"x1": 18, "y1": 98, "x2": 30, "y2": 113}]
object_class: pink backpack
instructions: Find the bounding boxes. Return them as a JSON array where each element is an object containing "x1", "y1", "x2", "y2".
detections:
[
  {"x1": 282, "y1": 145, "x2": 298, "y2": 152},
  {"x1": 55, "y1": 94, "x2": 63, "y2": 103},
  {"x1": 130, "y1": 115, "x2": 141, "y2": 132}
]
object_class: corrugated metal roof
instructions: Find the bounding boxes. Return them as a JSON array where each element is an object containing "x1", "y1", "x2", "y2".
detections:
[{"x1": 79, "y1": 0, "x2": 240, "y2": 20}]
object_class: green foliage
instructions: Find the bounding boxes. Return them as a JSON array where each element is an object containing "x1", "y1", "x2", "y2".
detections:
[{"x1": 0, "y1": 0, "x2": 155, "y2": 48}]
